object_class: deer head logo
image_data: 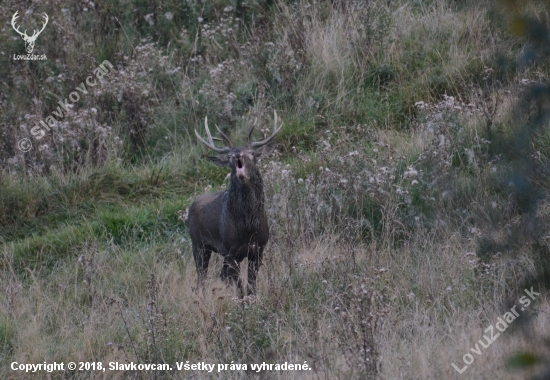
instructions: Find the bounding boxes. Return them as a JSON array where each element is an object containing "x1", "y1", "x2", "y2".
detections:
[{"x1": 11, "y1": 11, "x2": 49, "y2": 54}]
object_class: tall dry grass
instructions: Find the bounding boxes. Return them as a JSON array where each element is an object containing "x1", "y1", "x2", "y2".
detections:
[{"x1": 1, "y1": 0, "x2": 550, "y2": 379}]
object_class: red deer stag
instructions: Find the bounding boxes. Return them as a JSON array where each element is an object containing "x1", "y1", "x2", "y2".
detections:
[{"x1": 188, "y1": 111, "x2": 282, "y2": 296}]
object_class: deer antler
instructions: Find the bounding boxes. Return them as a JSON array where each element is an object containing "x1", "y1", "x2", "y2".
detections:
[
  {"x1": 249, "y1": 110, "x2": 283, "y2": 149},
  {"x1": 11, "y1": 12, "x2": 48, "y2": 41},
  {"x1": 30, "y1": 13, "x2": 49, "y2": 40},
  {"x1": 247, "y1": 118, "x2": 258, "y2": 144},
  {"x1": 195, "y1": 117, "x2": 232, "y2": 154},
  {"x1": 11, "y1": 12, "x2": 27, "y2": 38},
  {"x1": 214, "y1": 124, "x2": 233, "y2": 147}
]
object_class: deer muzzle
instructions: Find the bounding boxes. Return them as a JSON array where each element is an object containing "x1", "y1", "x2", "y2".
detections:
[{"x1": 236, "y1": 157, "x2": 247, "y2": 180}]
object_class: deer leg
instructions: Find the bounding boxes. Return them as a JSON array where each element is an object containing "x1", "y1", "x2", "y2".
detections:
[
  {"x1": 221, "y1": 256, "x2": 243, "y2": 297},
  {"x1": 193, "y1": 245, "x2": 212, "y2": 289},
  {"x1": 247, "y1": 246, "x2": 264, "y2": 295}
]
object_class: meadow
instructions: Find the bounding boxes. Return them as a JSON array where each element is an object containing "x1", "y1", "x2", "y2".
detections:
[{"x1": 1, "y1": 0, "x2": 550, "y2": 378}]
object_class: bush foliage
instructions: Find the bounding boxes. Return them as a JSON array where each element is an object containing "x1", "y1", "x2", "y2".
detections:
[{"x1": 1, "y1": 0, "x2": 550, "y2": 378}]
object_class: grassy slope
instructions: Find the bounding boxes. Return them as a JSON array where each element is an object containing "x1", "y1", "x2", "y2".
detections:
[{"x1": 1, "y1": 0, "x2": 550, "y2": 379}]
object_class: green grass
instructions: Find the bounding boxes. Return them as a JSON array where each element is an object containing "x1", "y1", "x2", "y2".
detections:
[{"x1": 1, "y1": 0, "x2": 550, "y2": 379}]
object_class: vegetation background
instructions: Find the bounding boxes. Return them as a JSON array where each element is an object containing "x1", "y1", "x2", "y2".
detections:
[{"x1": 1, "y1": 0, "x2": 550, "y2": 378}]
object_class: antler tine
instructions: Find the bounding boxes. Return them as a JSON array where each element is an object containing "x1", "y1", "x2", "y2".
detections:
[
  {"x1": 247, "y1": 118, "x2": 258, "y2": 144},
  {"x1": 194, "y1": 116, "x2": 232, "y2": 154},
  {"x1": 247, "y1": 126, "x2": 255, "y2": 143},
  {"x1": 215, "y1": 124, "x2": 233, "y2": 147},
  {"x1": 250, "y1": 110, "x2": 283, "y2": 149}
]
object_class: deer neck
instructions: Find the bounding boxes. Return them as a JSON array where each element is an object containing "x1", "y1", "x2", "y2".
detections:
[{"x1": 226, "y1": 174, "x2": 265, "y2": 228}]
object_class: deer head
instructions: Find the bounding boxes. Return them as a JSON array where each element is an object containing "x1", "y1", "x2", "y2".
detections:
[
  {"x1": 11, "y1": 11, "x2": 49, "y2": 54},
  {"x1": 194, "y1": 110, "x2": 283, "y2": 184}
]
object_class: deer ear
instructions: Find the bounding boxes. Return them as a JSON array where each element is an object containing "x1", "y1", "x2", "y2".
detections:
[
  {"x1": 254, "y1": 141, "x2": 276, "y2": 159},
  {"x1": 207, "y1": 155, "x2": 230, "y2": 167}
]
